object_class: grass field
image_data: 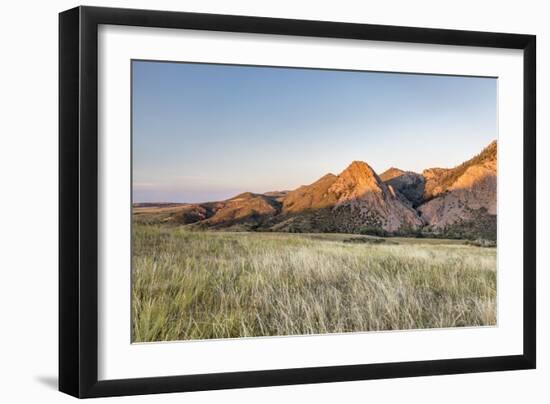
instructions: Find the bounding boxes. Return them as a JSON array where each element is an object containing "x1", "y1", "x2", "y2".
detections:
[{"x1": 132, "y1": 224, "x2": 496, "y2": 342}]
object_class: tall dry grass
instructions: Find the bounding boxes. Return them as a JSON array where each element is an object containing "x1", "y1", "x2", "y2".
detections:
[{"x1": 132, "y1": 224, "x2": 496, "y2": 342}]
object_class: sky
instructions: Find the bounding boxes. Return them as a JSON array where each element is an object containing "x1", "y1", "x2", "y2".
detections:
[{"x1": 132, "y1": 60, "x2": 497, "y2": 203}]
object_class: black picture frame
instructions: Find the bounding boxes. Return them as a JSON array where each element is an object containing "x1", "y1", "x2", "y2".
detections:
[{"x1": 59, "y1": 5, "x2": 536, "y2": 398}]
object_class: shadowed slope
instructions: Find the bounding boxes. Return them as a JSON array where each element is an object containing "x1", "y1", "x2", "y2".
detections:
[
  {"x1": 380, "y1": 167, "x2": 426, "y2": 207},
  {"x1": 418, "y1": 141, "x2": 497, "y2": 239}
]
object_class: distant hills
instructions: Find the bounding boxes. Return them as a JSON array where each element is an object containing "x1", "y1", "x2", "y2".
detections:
[{"x1": 133, "y1": 140, "x2": 497, "y2": 240}]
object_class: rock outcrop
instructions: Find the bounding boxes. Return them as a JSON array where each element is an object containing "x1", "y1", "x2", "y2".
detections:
[
  {"x1": 417, "y1": 141, "x2": 497, "y2": 238},
  {"x1": 380, "y1": 167, "x2": 426, "y2": 207}
]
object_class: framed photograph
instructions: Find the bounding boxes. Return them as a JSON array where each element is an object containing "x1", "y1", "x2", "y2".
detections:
[{"x1": 59, "y1": 6, "x2": 536, "y2": 398}]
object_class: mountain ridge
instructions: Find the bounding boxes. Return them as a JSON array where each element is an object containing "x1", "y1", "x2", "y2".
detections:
[{"x1": 133, "y1": 140, "x2": 497, "y2": 240}]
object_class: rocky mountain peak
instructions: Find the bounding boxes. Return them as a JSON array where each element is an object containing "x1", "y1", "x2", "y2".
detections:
[
  {"x1": 341, "y1": 160, "x2": 379, "y2": 179},
  {"x1": 329, "y1": 161, "x2": 383, "y2": 196},
  {"x1": 380, "y1": 167, "x2": 405, "y2": 182},
  {"x1": 483, "y1": 140, "x2": 497, "y2": 155}
]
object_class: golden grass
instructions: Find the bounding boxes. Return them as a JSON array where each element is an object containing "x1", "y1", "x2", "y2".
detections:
[{"x1": 132, "y1": 224, "x2": 496, "y2": 342}]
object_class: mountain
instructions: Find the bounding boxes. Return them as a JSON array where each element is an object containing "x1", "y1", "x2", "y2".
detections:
[
  {"x1": 263, "y1": 190, "x2": 289, "y2": 202},
  {"x1": 422, "y1": 141, "x2": 497, "y2": 201},
  {"x1": 193, "y1": 192, "x2": 282, "y2": 229},
  {"x1": 133, "y1": 140, "x2": 497, "y2": 240},
  {"x1": 282, "y1": 173, "x2": 338, "y2": 213},
  {"x1": 275, "y1": 161, "x2": 423, "y2": 233},
  {"x1": 133, "y1": 193, "x2": 281, "y2": 229},
  {"x1": 170, "y1": 203, "x2": 218, "y2": 224},
  {"x1": 417, "y1": 141, "x2": 497, "y2": 239},
  {"x1": 422, "y1": 167, "x2": 452, "y2": 201},
  {"x1": 380, "y1": 168, "x2": 425, "y2": 207},
  {"x1": 133, "y1": 202, "x2": 217, "y2": 225},
  {"x1": 159, "y1": 161, "x2": 425, "y2": 234}
]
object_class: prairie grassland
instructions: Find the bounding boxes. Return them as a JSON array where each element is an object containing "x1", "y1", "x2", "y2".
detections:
[{"x1": 132, "y1": 224, "x2": 496, "y2": 342}]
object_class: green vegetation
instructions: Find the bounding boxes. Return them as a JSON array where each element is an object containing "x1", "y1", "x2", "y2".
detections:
[
  {"x1": 439, "y1": 208, "x2": 497, "y2": 241},
  {"x1": 132, "y1": 224, "x2": 496, "y2": 342},
  {"x1": 359, "y1": 226, "x2": 390, "y2": 237}
]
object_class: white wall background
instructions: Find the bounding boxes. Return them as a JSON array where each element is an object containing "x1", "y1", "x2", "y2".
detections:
[{"x1": 0, "y1": 0, "x2": 546, "y2": 402}]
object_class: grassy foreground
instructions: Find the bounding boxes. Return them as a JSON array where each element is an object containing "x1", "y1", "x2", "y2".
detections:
[{"x1": 132, "y1": 224, "x2": 496, "y2": 342}]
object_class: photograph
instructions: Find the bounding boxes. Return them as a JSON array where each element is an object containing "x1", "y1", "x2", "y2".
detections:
[{"x1": 131, "y1": 60, "x2": 498, "y2": 343}]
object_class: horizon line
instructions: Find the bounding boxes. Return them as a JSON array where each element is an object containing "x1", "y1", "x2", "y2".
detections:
[{"x1": 132, "y1": 138, "x2": 496, "y2": 205}]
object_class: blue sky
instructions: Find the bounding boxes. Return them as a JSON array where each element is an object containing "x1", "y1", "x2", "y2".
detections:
[{"x1": 132, "y1": 60, "x2": 497, "y2": 203}]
